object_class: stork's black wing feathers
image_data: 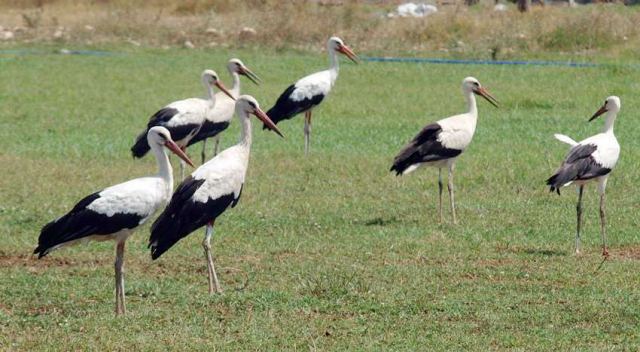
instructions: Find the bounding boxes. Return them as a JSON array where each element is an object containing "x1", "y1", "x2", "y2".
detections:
[
  {"x1": 149, "y1": 177, "x2": 241, "y2": 260},
  {"x1": 186, "y1": 120, "x2": 230, "y2": 147},
  {"x1": 231, "y1": 184, "x2": 243, "y2": 208},
  {"x1": 147, "y1": 107, "x2": 180, "y2": 128},
  {"x1": 131, "y1": 108, "x2": 184, "y2": 158},
  {"x1": 131, "y1": 130, "x2": 152, "y2": 158},
  {"x1": 264, "y1": 84, "x2": 324, "y2": 128},
  {"x1": 34, "y1": 192, "x2": 141, "y2": 258},
  {"x1": 546, "y1": 144, "x2": 611, "y2": 194},
  {"x1": 565, "y1": 144, "x2": 597, "y2": 164},
  {"x1": 390, "y1": 123, "x2": 462, "y2": 175}
]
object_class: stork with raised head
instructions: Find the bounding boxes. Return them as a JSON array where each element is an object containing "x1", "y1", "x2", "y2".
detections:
[
  {"x1": 265, "y1": 36, "x2": 358, "y2": 155},
  {"x1": 131, "y1": 69, "x2": 234, "y2": 178},
  {"x1": 34, "y1": 127, "x2": 194, "y2": 315},
  {"x1": 547, "y1": 96, "x2": 621, "y2": 257},
  {"x1": 149, "y1": 95, "x2": 283, "y2": 294},
  {"x1": 187, "y1": 58, "x2": 262, "y2": 163},
  {"x1": 390, "y1": 77, "x2": 498, "y2": 224}
]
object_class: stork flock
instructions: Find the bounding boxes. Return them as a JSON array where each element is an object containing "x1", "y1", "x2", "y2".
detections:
[{"x1": 33, "y1": 36, "x2": 623, "y2": 316}]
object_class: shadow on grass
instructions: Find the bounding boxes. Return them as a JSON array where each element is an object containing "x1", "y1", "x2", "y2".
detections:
[
  {"x1": 522, "y1": 248, "x2": 567, "y2": 256},
  {"x1": 360, "y1": 217, "x2": 412, "y2": 226}
]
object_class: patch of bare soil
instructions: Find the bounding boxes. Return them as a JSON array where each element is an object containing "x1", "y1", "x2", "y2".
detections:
[
  {"x1": 613, "y1": 246, "x2": 640, "y2": 261},
  {"x1": 496, "y1": 245, "x2": 567, "y2": 257},
  {"x1": 26, "y1": 304, "x2": 65, "y2": 316},
  {"x1": 0, "y1": 302, "x2": 12, "y2": 316},
  {"x1": 0, "y1": 250, "x2": 108, "y2": 269}
]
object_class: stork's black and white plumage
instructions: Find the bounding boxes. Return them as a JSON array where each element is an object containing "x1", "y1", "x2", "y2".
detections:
[
  {"x1": 149, "y1": 95, "x2": 283, "y2": 294},
  {"x1": 131, "y1": 69, "x2": 234, "y2": 178},
  {"x1": 34, "y1": 127, "x2": 194, "y2": 315},
  {"x1": 390, "y1": 77, "x2": 499, "y2": 224},
  {"x1": 265, "y1": 36, "x2": 358, "y2": 155},
  {"x1": 187, "y1": 59, "x2": 261, "y2": 163},
  {"x1": 547, "y1": 96, "x2": 621, "y2": 257}
]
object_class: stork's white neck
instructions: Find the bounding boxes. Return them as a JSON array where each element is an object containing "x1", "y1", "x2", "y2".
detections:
[
  {"x1": 229, "y1": 71, "x2": 241, "y2": 97},
  {"x1": 602, "y1": 110, "x2": 617, "y2": 134},
  {"x1": 204, "y1": 83, "x2": 216, "y2": 102},
  {"x1": 328, "y1": 48, "x2": 339, "y2": 84},
  {"x1": 464, "y1": 90, "x2": 478, "y2": 118},
  {"x1": 237, "y1": 112, "x2": 253, "y2": 147},
  {"x1": 151, "y1": 142, "x2": 173, "y2": 189}
]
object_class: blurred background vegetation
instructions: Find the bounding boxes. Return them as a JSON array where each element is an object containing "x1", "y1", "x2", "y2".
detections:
[{"x1": 0, "y1": 0, "x2": 638, "y2": 60}]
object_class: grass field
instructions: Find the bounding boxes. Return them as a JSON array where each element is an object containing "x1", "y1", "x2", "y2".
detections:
[{"x1": 1, "y1": 46, "x2": 640, "y2": 350}]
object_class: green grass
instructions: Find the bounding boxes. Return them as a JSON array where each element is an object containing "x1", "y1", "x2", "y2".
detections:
[{"x1": 1, "y1": 47, "x2": 640, "y2": 350}]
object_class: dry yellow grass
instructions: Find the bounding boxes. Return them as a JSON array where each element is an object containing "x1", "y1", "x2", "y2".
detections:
[{"x1": 0, "y1": 0, "x2": 639, "y2": 59}]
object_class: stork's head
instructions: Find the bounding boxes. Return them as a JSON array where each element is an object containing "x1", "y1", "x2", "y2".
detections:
[
  {"x1": 462, "y1": 77, "x2": 499, "y2": 108},
  {"x1": 202, "y1": 69, "x2": 235, "y2": 100},
  {"x1": 589, "y1": 96, "x2": 621, "y2": 122},
  {"x1": 328, "y1": 36, "x2": 358, "y2": 64},
  {"x1": 235, "y1": 95, "x2": 284, "y2": 138},
  {"x1": 147, "y1": 126, "x2": 194, "y2": 167},
  {"x1": 228, "y1": 58, "x2": 261, "y2": 85}
]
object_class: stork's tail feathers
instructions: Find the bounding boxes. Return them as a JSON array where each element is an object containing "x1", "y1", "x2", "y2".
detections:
[
  {"x1": 390, "y1": 163, "x2": 404, "y2": 176},
  {"x1": 546, "y1": 174, "x2": 562, "y2": 195},
  {"x1": 546, "y1": 167, "x2": 577, "y2": 195},
  {"x1": 148, "y1": 239, "x2": 173, "y2": 261},
  {"x1": 33, "y1": 216, "x2": 70, "y2": 258},
  {"x1": 263, "y1": 107, "x2": 284, "y2": 130},
  {"x1": 131, "y1": 130, "x2": 150, "y2": 158},
  {"x1": 389, "y1": 156, "x2": 418, "y2": 176},
  {"x1": 148, "y1": 211, "x2": 189, "y2": 260},
  {"x1": 148, "y1": 220, "x2": 176, "y2": 260}
]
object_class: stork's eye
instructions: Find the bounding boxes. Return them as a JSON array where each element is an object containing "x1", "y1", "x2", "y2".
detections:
[
  {"x1": 474, "y1": 82, "x2": 480, "y2": 87},
  {"x1": 248, "y1": 101, "x2": 257, "y2": 109}
]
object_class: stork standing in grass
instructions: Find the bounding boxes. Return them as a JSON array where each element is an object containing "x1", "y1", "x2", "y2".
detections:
[
  {"x1": 390, "y1": 77, "x2": 498, "y2": 224},
  {"x1": 187, "y1": 59, "x2": 262, "y2": 163},
  {"x1": 131, "y1": 70, "x2": 234, "y2": 178},
  {"x1": 265, "y1": 36, "x2": 358, "y2": 155},
  {"x1": 34, "y1": 127, "x2": 194, "y2": 315},
  {"x1": 547, "y1": 96, "x2": 621, "y2": 257},
  {"x1": 149, "y1": 95, "x2": 283, "y2": 294}
]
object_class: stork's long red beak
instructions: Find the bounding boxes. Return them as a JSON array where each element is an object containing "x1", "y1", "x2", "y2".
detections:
[
  {"x1": 165, "y1": 140, "x2": 195, "y2": 167},
  {"x1": 337, "y1": 44, "x2": 359, "y2": 64},
  {"x1": 254, "y1": 108, "x2": 284, "y2": 138},
  {"x1": 474, "y1": 87, "x2": 499, "y2": 108},
  {"x1": 239, "y1": 66, "x2": 262, "y2": 85},
  {"x1": 589, "y1": 105, "x2": 608, "y2": 122},
  {"x1": 215, "y1": 81, "x2": 236, "y2": 100}
]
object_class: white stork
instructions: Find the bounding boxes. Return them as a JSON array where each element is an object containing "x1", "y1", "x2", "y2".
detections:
[
  {"x1": 148, "y1": 95, "x2": 283, "y2": 294},
  {"x1": 187, "y1": 58, "x2": 261, "y2": 163},
  {"x1": 34, "y1": 127, "x2": 194, "y2": 315},
  {"x1": 131, "y1": 69, "x2": 234, "y2": 178},
  {"x1": 390, "y1": 77, "x2": 498, "y2": 224},
  {"x1": 265, "y1": 36, "x2": 358, "y2": 155},
  {"x1": 546, "y1": 96, "x2": 621, "y2": 257}
]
